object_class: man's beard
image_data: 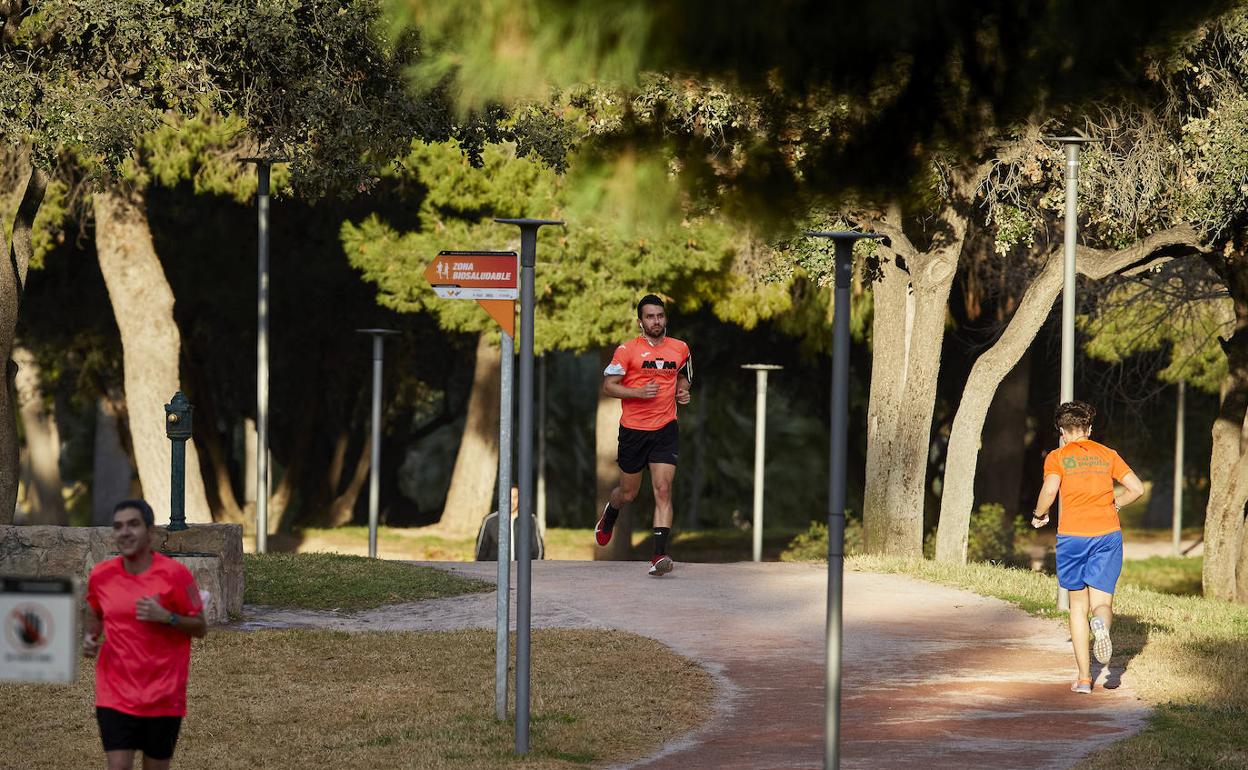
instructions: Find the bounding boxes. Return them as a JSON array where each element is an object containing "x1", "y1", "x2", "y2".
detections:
[{"x1": 644, "y1": 324, "x2": 666, "y2": 339}]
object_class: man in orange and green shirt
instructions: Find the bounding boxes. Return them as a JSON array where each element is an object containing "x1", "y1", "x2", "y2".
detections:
[
  {"x1": 1031, "y1": 401, "x2": 1144, "y2": 694},
  {"x1": 595, "y1": 294, "x2": 692, "y2": 576}
]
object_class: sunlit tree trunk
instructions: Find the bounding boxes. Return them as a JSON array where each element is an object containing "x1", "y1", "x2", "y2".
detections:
[{"x1": 438, "y1": 333, "x2": 501, "y2": 535}]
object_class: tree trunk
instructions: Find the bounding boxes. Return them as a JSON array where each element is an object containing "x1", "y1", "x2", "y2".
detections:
[
  {"x1": 0, "y1": 159, "x2": 47, "y2": 525},
  {"x1": 862, "y1": 204, "x2": 964, "y2": 557},
  {"x1": 92, "y1": 392, "x2": 136, "y2": 525},
  {"x1": 437, "y1": 333, "x2": 501, "y2": 535},
  {"x1": 935, "y1": 226, "x2": 1201, "y2": 562},
  {"x1": 595, "y1": 347, "x2": 631, "y2": 560},
  {"x1": 12, "y1": 346, "x2": 65, "y2": 524},
  {"x1": 93, "y1": 186, "x2": 212, "y2": 524},
  {"x1": 185, "y1": 359, "x2": 243, "y2": 524},
  {"x1": 974, "y1": 348, "x2": 1031, "y2": 514},
  {"x1": 1203, "y1": 251, "x2": 1248, "y2": 602},
  {"x1": 326, "y1": 436, "x2": 372, "y2": 527}
]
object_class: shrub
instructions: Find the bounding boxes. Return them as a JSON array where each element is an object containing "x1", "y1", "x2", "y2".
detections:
[{"x1": 780, "y1": 513, "x2": 863, "y2": 562}]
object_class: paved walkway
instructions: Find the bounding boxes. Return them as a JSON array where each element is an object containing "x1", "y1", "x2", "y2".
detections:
[{"x1": 241, "y1": 562, "x2": 1150, "y2": 770}]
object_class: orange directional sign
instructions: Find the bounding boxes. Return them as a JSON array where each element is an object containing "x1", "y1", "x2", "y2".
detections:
[
  {"x1": 425, "y1": 251, "x2": 519, "y2": 299},
  {"x1": 425, "y1": 251, "x2": 518, "y2": 336}
]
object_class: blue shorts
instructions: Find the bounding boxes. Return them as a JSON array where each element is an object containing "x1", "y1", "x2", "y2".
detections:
[{"x1": 1056, "y1": 530, "x2": 1123, "y2": 594}]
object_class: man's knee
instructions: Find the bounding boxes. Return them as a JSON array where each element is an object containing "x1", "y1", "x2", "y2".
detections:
[
  {"x1": 617, "y1": 485, "x2": 640, "y2": 503},
  {"x1": 652, "y1": 482, "x2": 672, "y2": 503}
]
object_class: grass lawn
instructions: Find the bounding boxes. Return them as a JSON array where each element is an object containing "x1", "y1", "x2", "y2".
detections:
[
  {"x1": 274, "y1": 525, "x2": 799, "y2": 563},
  {"x1": 243, "y1": 552, "x2": 493, "y2": 609},
  {"x1": 0, "y1": 627, "x2": 713, "y2": 769},
  {"x1": 1120, "y1": 556, "x2": 1204, "y2": 597},
  {"x1": 848, "y1": 555, "x2": 1248, "y2": 770}
]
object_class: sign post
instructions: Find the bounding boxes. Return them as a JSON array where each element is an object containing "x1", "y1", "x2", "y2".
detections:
[
  {"x1": 0, "y1": 576, "x2": 78, "y2": 684},
  {"x1": 424, "y1": 250, "x2": 519, "y2": 721}
]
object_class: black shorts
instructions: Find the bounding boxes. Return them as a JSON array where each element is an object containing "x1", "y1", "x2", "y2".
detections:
[
  {"x1": 617, "y1": 421, "x2": 679, "y2": 474},
  {"x1": 96, "y1": 707, "x2": 182, "y2": 760}
]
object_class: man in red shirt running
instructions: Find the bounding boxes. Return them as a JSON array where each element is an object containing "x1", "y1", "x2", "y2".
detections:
[
  {"x1": 595, "y1": 294, "x2": 692, "y2": 576},
  {"x1": 85, "y1": 499, "x2": 207, "y2": 770}
]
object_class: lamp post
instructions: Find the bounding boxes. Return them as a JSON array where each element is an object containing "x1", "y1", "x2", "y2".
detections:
[
  {"x1": 742, "y1": 364, "x2": 782, "y2": 562},
  {"x1": 1045, "y1": 135, "x2": 1099, "y2": 611},
  {"x1": 494, "y1": 217, "x2": 563, "y2": 755},
  {"x1": 356, "y1": 329, "x2": 399, "y2": 559},
  {"x1": 242, "y1": 156, "x2": 287, "y2": 553},
  {"x1": 805, "y1": 230, "x2": 883, "y2": 770},
  {"x1": 164, "y1": 392, "x2": 194, "y2": 531}
]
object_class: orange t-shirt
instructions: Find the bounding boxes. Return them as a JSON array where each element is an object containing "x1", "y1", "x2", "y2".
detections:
[
  {"x1": 1042, "y1": 439, "x2": 1133, "y2": 536},
  {"x1": 604, "y1": 335, "x2": 691, "y2": 431}
]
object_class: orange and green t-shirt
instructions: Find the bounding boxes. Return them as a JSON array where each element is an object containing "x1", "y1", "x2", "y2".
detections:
[
  {"x1": 603, "y1": 335, "x2": 691, "y2": 431},
  {"x1": 1042, "y1": 439, "x2": 1133, "y2": 537}
]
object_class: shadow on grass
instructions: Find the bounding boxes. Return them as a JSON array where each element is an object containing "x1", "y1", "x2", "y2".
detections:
[{"x1": 1090, "y1": 612, "x2": 1151, "y2": 691}]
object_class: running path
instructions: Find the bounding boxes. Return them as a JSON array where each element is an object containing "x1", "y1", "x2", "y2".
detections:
[{"x1": 241, "y1": 562, "x2": 1149, "y2": 770}]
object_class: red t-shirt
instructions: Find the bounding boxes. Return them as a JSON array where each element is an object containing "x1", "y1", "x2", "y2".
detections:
[
  {"x1": 604, "y1": 335, "x2": 691, "y2": 430},
  {"x1": 86, "y1": 552, "x2": 203, "y2": 717}
]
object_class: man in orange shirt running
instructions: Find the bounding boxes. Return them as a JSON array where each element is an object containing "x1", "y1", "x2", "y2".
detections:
[
  {"x1": 84, "y1": 499, "x2": 207, "y2": 769},
  {"x1": 595, "y1": 294, "x2": 692, "y2": 576},
  {"x1": 1031, "y1": 402, "x2": 1143, "y2": 694}
]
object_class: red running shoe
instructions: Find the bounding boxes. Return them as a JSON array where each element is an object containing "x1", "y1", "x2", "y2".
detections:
[
  {"x1": 648, "y1": 555, "x2": 674, "y2": 577},
  {"x1": 594, "y1": 504, "x2": 614, "y2": 547}
]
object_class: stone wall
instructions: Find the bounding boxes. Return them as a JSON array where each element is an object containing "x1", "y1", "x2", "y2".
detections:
[{"x1": 0, "y1": 524, "x2": 243, "y2": 624}]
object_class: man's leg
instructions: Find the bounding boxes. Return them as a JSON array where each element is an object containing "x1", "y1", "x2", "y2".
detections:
[
  {"x1": 647, "y1": 463, "x2": 676, "y2": 575},
  {"x1": 610, "y1": 470, "x2": 644, "y2": 511},
  {"x1": 1088, "y1": 586, "x2": 1115, "y2": 664},
  {"x1": 1068, "y1": 587, "x2": 1092, "y2": 682},
  {"x1": 141, "y1": 756, "x2": 172, "y2": 770},
  {"x1": 1088, "y1": 587, "x2": 1114, "y2": 629},
  {"x1": 106, "y1": 750, "x2": 136, "y2": 770},
  {"x1": 597, "y1": 469, "x2": 643, "y2": 546}
]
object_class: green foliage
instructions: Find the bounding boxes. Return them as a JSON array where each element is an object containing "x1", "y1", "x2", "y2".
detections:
[
  {"x1": 779, "y1": 516, "x2": 864, "y2": 562},
  {"x1": 922, "y1": 503, "x2": 1028, "y2": 564},
  {"x1": 342, "y1": 139, "x2": 777, "y2": 351},
  {"x1": 1082, "y1": 277, "x2": 1231, "y2": 393}
]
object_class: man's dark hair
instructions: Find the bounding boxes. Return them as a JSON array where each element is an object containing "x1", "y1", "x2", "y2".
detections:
[
  {"x1": 637, "y1": 294, "x2": 665, "y2": 318},
  {"x1": 113, "y1": 498, "x2": 155, "y2": 529},
  {"x1": 1054, "y1": 401, "x2": 1096, "y2": 432}
]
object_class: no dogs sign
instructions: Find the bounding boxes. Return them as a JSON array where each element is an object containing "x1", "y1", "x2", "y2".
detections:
[{"x1": 0, "y1": 576, "x2": 78, "y2": 684}]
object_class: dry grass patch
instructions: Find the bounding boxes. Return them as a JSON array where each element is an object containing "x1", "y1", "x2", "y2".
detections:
[{"x1": 0, "y1": 627, "x2": 713, "y2": 769}]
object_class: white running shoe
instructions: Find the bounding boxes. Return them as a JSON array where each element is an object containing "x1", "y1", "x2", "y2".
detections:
[{"x1": 1090, "y1": 617, "x2": 1113, "y2": 664}]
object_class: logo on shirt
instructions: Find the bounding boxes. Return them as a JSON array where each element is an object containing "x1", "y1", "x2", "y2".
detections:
[
  {"x1": 6, "y1": 604, "x2": 52, "y2": 650},
  {"x1": 641, "y1": 359, "x2": 679, "y2": 370},
  {"x1": 1063, "y1": 457, "x2": 1078, "y2": 470}
]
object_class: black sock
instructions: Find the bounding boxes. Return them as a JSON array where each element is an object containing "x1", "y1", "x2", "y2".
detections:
[
  {"x1": 601, "y1": 503, "x2": 620, "y2": 531},
  {"x1": 653, "y1": 527, "x2": 671, "y2": 556}
]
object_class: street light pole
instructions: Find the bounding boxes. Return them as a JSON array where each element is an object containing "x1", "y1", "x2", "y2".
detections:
[
  {"x1": 494, "y1": 217, "x2": 562, "y2": 755},
  {"x1": 742, "y1": 364, "x2": 782, "y2": 562},
  {"x1": 356, "y1": 329, "x2": 399, "y2": 559},
  {"x1": 1047, "y1": 135, "x2": 1098, "y2": 611},
  {"x1": 242, "y1": 157, "x2": 287, "y2": 553},
  {"x1": 806, "y1": 230, "x2": 883, "y2": 770}
]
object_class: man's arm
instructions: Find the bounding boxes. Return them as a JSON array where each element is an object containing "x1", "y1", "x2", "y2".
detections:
[
  {"x1": 603, "y1": 374, "x2": 657, "y2": 400},
  {"x1": 83, "y1": 606, "x2": 103, "y2": 658},
  {"x1": 676, "y1": 374, "x2": 691, "y2": 405},
  {"x1": 1031, "y1": 474, "x2": 1062, "y2": 528},
  {"x1": 136, "y1": 595, "x2": 208, "y2": 638},
  {"x1": 1115, "y1": 472, "x2": 1145, "y2": 511}
]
